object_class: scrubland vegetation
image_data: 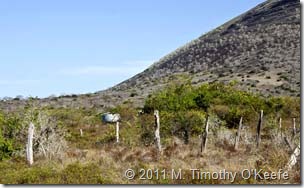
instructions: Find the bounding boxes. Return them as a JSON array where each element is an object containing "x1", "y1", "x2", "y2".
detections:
[
  {"x1": 0, "y1": 81, "x2": 300, "y2": 184},
  {"x1": 0, "y1": 0, "x2": 300, "y2": 184}
]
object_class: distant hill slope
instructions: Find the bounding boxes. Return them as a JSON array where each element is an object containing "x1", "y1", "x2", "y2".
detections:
[
  {"x1": 0, "y1": 0, "x2": 300, "y2": 111},
  {"x1": 111, "y1": 0, "x2": 300, "y2": 95}
]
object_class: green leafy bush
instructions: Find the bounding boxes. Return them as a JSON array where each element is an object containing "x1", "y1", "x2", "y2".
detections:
[
  {"x1": 96, "y1": 125, "x2": 116, "y2": 145},
  {"x1": 143, "y1": 82, "x2": 300, "y2": 128},
  {"x1": 0, "y1": 161, "x2": 60, "y2": 184},
  {"x1": 0, "y1": 112, "x2": 20, "y2": 160},
  {"x1": 0, "y1": 161, "x2": 106, "y2": 184},
  {"x1": 61, "y1": 162, "x2": 105, "y2": 184},
  {"x1": 144, "y1": 82, "x2": 197, "y2": 112},
  {"x1": 0, "y1": 135, "x2": 13, "y2": 160}
]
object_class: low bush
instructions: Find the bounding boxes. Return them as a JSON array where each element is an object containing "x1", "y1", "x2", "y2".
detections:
[
  {"x1": 143, "y1": 82, "x2": 300, "y2": 129},
  {"x1": 0, "y1": 136, "x2": 13, "y2": 160},
  {"x1": 61, "y1": 162, "x2": 105, "y2": 184}
]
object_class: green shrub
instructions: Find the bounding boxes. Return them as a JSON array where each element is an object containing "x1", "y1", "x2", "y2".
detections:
[
  {"x1": 144, "y1": 82, "x2": 197, "y2": 112},
  {"x1": 0, "y1": 161, "x2": 59, "y2": 184},
  {"x1": 96, "y1": 125, "x2": 116, "y2": 145},
  {"x1": 0, "y1": 113, "x2": 17, "y2": 160},
  {"x1": 143, "y1": 81, "x2": 299, "y2": 129},
  {"x1": 0, "y1": 161, "x2": 106, "y2": 184},
  {"x1": 129, "y1": 92, "x2": 138, "y2": 97},
  {"x1": 61, "y1": 162, "x2": 105, "y2": 184},
  {"x1": 0, "y1": 136, "x2": 13, "y2": 160},
  {"x1": 120, "y1": 121, "x2": 141, "y2": 147},
  {"x1": 16, "y1": 166, "x2": 59, "y2": 184}
]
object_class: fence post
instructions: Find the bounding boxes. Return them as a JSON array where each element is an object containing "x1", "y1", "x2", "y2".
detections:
[
  {"x1": 201, "y1": 115, "x2": 209, "y2": 153},
  {"x1": 154, "y1": 110, "x2": 162, "y2": 153},
  {"x1": 26, "y1": 122, "x2": 35, "y2": 166},
  {"x1": 292, "y1": 118, "x2": 296, "y2": 138},
  {"x1": 256, "y1": 110, "x2": 263, "y2": 148},
  {"x1": 286, "y1": 144, "x2": 300, "y2": 171},
  {"x1": 278, "y1": 117, "x2": 282, "y2": 138},
  {"x1": 234, "y1": 117, "x2": 243, "y2": 150},
  {"x1": 116, "y1": 121, "x2": 120, "y2": 143}
]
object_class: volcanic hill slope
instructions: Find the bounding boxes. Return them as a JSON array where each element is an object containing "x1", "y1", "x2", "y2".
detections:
[{"x1": 0, "y1": 0, "x2": 301, "y2": 111}]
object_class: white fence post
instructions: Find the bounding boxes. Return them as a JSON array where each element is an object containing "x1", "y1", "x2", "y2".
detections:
[
  {"x1": 116, "y1": 121, "x2": 120, "y2": 143},
  {"x1": 26, "y1": 122, "x2": 35, "y2": 165},
  {"x1": 154, "y1": 110, "x2": 162, "y2": 153},
  {"x1": 201, "y1": 115, "x2": 209, "y2": 153},
  {"x1": 292, "y1": 118, "x2": 296, "y2": 137},
  {"x1": 278, "y1": 117, "x2": 282, "y2": 138},
  {"x1": 286, "y1": 144, "x2": 300, "y2": 171},
  {"x1": 234, "y1": 117, "x2": 243, "y2": 150}
]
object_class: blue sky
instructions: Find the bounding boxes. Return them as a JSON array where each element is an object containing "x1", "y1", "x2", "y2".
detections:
[{"x1": 0, "y1": 0, "x2": 265, "y2": 98}]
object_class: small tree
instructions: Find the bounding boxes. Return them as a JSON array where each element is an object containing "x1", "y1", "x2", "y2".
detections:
[
  {"x1": 34, "y1": 112, "x2": 67, "y2": 160},
  {"x1": 22, "y1": 107, "x2": 67, "y2": 160}
]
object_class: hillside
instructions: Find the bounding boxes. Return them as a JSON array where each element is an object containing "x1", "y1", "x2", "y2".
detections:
[
  {"x1": 110, "y1": 0, "x2": 300, "y2": 99},
  {"x1": 0, "y1": 0, "x2": 300, "y2": 111}
]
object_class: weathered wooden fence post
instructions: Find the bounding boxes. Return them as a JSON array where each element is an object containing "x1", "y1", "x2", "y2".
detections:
[
  {"x1": 116, "y1": 121, "x2": 120, "y2": 143},
  {"x1": 256, "y1": 110, "x2": 263, "y2": 148},
  {"x1": 278, "y1": 117, "x2": 282, "y2": 138},
  {"x1": 292, "y1": 118, "x2": 296, "y2": 138},
  {"x1": 154, "y1": 110, "x2": 162, "y2": 153},
  {"x1": 201, "y1": 115, "x2": 209, "y2": 153},
  {"x1": 286, "y1": 144, "x2": 300, "y2": 171},
  {"x1": 234, "y1": 117, "x2": 243, "y2": 150},
  {"x1": 26, "y1": 122, "x2": 35, "y2": 166}
]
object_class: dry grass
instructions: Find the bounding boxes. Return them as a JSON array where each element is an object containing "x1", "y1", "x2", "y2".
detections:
[
  {"x1": 41, "y1": 128, "x2": 299, "y2": 184},
  {"x1": 0, "y1": 130, "x2": 300, "y2": 184}
]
